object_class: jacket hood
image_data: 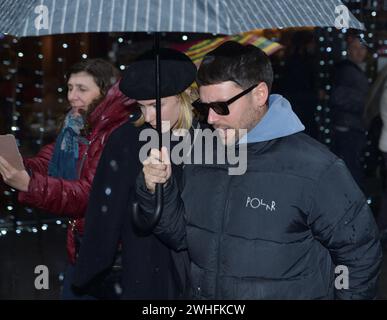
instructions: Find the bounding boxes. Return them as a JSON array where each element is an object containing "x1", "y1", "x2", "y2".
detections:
[{"x1": 239, "y1": 94, "x2": 305, "y2": 144}]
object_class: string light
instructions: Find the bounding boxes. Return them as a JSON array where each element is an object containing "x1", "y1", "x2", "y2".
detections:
[{"x1": 0, "y1": 34, "x2": 64, "y2": 235}]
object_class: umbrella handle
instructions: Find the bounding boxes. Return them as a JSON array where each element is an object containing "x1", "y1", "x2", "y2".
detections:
[
  {"x1": 132, "y1": 32, "x2": 164, "y2": 232},
  {"x1": 132, "y1": 183, "x2": 163, "y2": 232}
]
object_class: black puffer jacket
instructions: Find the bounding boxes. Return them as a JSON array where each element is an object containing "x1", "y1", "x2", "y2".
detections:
[{"x1": 137, "y1": 131, "x2": 382, "y2": 300}]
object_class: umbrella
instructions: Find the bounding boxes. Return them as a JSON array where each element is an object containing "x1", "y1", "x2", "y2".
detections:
[
  {"x1": 0, "y1": 0, "x2": 365, "y2": 230},
  {"x1": 0, "y1": 0, "x2": 364, "y2": 36}
]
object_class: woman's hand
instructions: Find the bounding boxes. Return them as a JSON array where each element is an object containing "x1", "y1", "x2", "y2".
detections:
[
  {"x1": 142, "y1": 147, "x2": 171, "y2": 193},
  {"x1": 0, "y1": 156, "x2": 30, "y2": 192}
]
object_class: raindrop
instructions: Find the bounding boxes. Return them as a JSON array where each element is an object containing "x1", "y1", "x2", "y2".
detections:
[
  {"x1": 101, "y1": 205, "x2": 108, "y2": 213},
  {"x1": 114, "y1": 283, "x2": 123, "y2": 295},
  {"x1": 110, "y1": 160, "x2": 119, "y2": 171},
  {"x1": 105, "y1": 188, "x2": 112, "y2": 196}
]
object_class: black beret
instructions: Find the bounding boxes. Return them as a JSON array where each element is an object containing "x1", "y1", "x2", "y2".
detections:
[{"x1": 119, "y1": 48, "x2": 197, "y2": 100}]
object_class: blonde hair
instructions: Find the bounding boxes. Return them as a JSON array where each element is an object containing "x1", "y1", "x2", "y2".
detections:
[{"x1": 134, "y1": 86, "x2": 199, "y2": 130}]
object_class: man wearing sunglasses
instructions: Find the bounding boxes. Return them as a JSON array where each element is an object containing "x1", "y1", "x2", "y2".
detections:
[{"x1": 137, "y1": 41, "x2": 382, "y2": 299}]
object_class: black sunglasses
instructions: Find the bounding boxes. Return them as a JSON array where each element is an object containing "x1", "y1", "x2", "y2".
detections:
[{"x1": 192, "y1": 84, "x2": 258, "y2": 116}]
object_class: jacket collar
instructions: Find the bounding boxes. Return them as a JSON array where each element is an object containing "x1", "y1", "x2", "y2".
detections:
[{"x1": 88, "y1": 81, "x2": 135, "y2": 136}]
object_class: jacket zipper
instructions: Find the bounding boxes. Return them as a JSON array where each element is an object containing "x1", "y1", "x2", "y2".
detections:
[
  {"x1": 214, "y1": 173, "x2": 232, "y2": 299},
  {"x1": 77, "y1": 138, "x2": 91, "y2": 178},
  {"x1": 69, "y1": 138, "x2": 90, "y2": 231}
]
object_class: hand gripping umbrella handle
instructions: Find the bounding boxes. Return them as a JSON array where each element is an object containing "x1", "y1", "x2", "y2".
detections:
[{"x1": 132, "y1": 183, "x2": 163, "y2": 232}]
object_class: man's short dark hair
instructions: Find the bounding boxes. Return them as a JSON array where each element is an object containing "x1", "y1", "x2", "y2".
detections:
[{"x1": 197, "y1": 41, "x2": 274, "y2": 92}]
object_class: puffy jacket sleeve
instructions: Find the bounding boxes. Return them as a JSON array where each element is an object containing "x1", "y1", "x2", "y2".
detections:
[
  {"x1": 18, "y1": 143, "x2": 102, "y2": 218},
  {"x1": 23, "y1": 143, "x2": 55, "y2": 174},
  {"x1": 308, "y1": 159, "x2": 382, "y2": 300},
  {"x1": 0, "y1": 144, "x2": 53, "y2": 190},
  {"x1": 136, "y1": 172, "x2": 188, "y2": 251}
]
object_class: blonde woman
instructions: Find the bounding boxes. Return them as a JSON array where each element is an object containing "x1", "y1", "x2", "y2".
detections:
[{"x1": 72, "y1": 48, "x2": 199, "y2": 299}]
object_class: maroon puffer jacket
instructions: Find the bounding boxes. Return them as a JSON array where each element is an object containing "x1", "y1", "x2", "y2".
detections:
[{"x1": 18, "y1": 82, "x2": 134, "y2": 264}]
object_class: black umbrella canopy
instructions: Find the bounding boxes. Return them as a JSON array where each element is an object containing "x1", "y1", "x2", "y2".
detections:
[
  {"x1": 0, "y1": 0, "x2": 364, "y2": 37},
  {"x1": 0, "y1": 0, "x2": 365, "y2": 230}
]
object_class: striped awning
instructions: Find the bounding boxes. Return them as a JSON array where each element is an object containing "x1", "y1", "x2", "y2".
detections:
[
  {"x1": 0, "y1": 0, "x2": 364, "y2": 37},
  {"x1": 184, "y1": 33, "x2": 284, "y2": 65}
]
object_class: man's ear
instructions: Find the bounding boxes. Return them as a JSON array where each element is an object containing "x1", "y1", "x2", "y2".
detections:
[{"x1": 252, "y1": 82, "x2": 269, "y2": 108}]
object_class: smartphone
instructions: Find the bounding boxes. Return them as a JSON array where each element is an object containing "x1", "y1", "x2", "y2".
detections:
[{"x1": 0, "y1": 134, "x2": 25, "y2": 170}]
